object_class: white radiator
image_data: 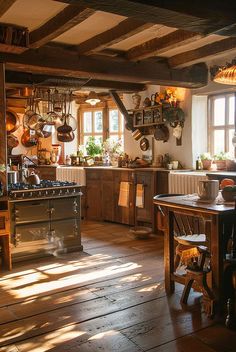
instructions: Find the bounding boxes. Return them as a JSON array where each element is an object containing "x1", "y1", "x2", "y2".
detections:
[
  {"x1": 56, "y1": 167, "x2": 86, "y2": 186},
  {"x1": 168, "y1": 173, "x2": 207, "y2": 194}
]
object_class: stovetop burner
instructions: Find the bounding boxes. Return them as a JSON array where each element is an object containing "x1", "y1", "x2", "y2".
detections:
[
  {"x1": 9, "y1": 180, "x2": 77, "y2": 191},
  {"x1": 8, "y1": 180, "x2": 81, "y2": 200}
]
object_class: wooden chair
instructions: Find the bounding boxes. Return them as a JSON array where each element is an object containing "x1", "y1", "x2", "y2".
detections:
[
  {"x1": 0, "y1": 210, "x2": 12, "y2": 271},
  {"x1": 155, "y1": 194, "x2": 214, "y2": 315}
]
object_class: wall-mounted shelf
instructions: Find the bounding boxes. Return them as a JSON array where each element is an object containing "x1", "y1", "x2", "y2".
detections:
[{"x1": 129, "y1": 105, "x2": 163, "y2": 127}]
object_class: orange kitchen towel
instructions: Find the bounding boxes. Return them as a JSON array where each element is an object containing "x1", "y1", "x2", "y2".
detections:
[
  {"x1": 136, "y1": 183, "x2": 144, "y2": 208},
  {"x1": 118, "y1": 181, "x2": 130, "y2": 207}
]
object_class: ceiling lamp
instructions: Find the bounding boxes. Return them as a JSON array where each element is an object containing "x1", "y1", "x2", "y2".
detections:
[
  {"x1": 85, "y1": 91, "x2": 101, "y2": 106},
  {"x1": 212, "y1": 59, "x2": 236, "y2": 85}
]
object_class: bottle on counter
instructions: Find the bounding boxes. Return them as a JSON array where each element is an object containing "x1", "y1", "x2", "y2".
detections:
[
  {"x1": 65, "y1": 155, "x2": 71, "y2": 166},
  {"x1": 196, "y1": 156, "x2": 202, "y2": 170}
]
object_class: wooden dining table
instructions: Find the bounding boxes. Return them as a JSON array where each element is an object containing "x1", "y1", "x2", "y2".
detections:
[{"x1": 153, "y1": 194, "x2": 236, "y2": 316}]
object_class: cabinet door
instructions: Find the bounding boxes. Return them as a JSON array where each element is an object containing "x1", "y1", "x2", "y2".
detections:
[
  {"x1": 156, "y1": 171, "x2": 169, "y2": 194},
  {"x1": 51, "y1": 197, "x2": 79, "y2": 220},
  {"x1": 86, "y1": 180, "x2": 102, "y2": 220},
  {"x1": 113, "y1": 170, "x2": 134, "y2": 225},
  {"x1": 135, "y1": 172, "x2": 154, "y2": 225},
  {"x1": 102, "y1": 180, "x2": 114, "y2": 221}
]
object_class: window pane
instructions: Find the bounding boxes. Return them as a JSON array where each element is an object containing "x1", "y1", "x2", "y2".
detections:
[
  {"x1": 229, "y1": 96, "x2": 235, "y2": 125},
  {"x1": 94, "y1": 135, "x2": 103, "y2": 146},
  {"x1": 94, "y1": 111, "x2": 103, "y2": 132},
  {"x1": 228, "y1": 129, "x2": 235, "y2": 157},
  {"x1": 213, "y1": 130, "x2": 225, "y2": 155},
  {"x1": 84, "y1": 135, "x2": 92, "y2": 146},
  {"x1": 109, "y1": 110, "x2": 119, "y2": 132},
  {"x1": 83, "y1": 112, "x2": 92, "y2": 133},
  {"x1": 213, "y1": 98, "x2": 225, "y2": 126},
  {"x1": 120, "y1": 114, "x2": 124, "y2": 132}
]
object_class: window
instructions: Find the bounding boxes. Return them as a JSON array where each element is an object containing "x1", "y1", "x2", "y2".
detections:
[
  {"x1": 80, "y1": 105, "x2": 124, "y2": 148},
  {"x1": 81, "y1": 109, "x2": 103, "y2": 146},
  {"x1": 208, "y1": 93, "x2": 235, "y2": 156}
]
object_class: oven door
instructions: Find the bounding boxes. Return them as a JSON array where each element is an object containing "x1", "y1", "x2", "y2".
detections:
[
  {"x1": 13, "y1": 200, "x2": 50, "y2": 224},
  {"x1": 11, "y1": 222, "x2": 56, "y2": 262}
]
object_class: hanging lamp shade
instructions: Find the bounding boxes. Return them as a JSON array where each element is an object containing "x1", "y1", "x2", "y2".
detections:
[
  {"x1": 85, "y1": 91, "x2": 101, "y2": 105},
  {"x1": 213, "y1": 65, "x2": 236, "y2": 85}
]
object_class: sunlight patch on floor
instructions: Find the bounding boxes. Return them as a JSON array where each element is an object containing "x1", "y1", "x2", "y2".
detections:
[
  {"x1": 138, "y1": 283, "x2": 162, "y2": 292},
  {"x1": 0, "y1": 261, "x2": 141, "y2": 299},
  {"x1": 88, "y1": 330, "x2": 119, "y2": 340},
  {"x1": 16, "y1": 324, "x2": 86, "y2": 352}
]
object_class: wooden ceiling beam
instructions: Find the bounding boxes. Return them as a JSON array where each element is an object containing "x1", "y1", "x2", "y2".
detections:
[
  {"x1": 29, "y1": 5, "x2": 95, "y2": 49},
  {"x1": 0, "y1": 0, "x2": 16, "y2": 17},
  {"x1": 56, "y1": 0, "x2": 236, "y2": 34},
  {"x1": 5, "y1": 71, "x2": 146, "y2": 91},
  {"x1": 1, "y1": 45, "x2": 208, "y2": 88},
  {"x1": 168, "y1": 37, "x2": 236, "y2": 68},
  {"x1": 126, "y1": 29, "x2": 203, "y2": 61},
  {"x1": 77, "y1": 19, "x2": 154, "y2": 55}
]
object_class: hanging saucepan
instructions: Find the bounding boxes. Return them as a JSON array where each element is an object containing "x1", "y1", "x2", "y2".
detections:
[
  {"x1": 7, "y1": 134, "x2": 19, "y2": 154},
  {"x1": 27, "y1": 112, "x2": 44, "y2": 131},
  {"x1": 36, "y1": 124, "x2": 52, "y2": 138},
  {"x1": 6, "y1": 109, "x2": 20, "y2": 134},
  {"x1": 21, "y1": 129, "x2": 38, "y2": 148},
  {"x1": 57, "y1": 130, "x2": 74, "y2": 142},
  {"x1": 65, "y1": 114, "x2": 77, "y2": 131},
  {"x1": 154, "y1": 124, "x2": 169, "y2": 142}
]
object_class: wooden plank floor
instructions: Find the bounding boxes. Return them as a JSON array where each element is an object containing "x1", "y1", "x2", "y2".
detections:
[{"x1": 0, "y1": 221, "x2": 234, "y2": 352}]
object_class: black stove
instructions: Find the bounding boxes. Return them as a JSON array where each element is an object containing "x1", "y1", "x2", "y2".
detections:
[{"x1": 8, "y1": 180, "x2": 81, "y2": 200}]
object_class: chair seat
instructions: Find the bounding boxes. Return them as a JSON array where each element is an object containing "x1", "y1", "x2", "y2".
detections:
[{"x1": 174, "y1": 233, "x2": 206, "y2": 246}]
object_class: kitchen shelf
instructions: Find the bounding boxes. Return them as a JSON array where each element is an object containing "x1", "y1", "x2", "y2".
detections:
[{"x1": 128, "y1": 105, "x2": 163, "y2": 127}]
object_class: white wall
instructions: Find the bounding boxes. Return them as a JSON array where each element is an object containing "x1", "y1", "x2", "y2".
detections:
[{"x1": 123, "y1": 86, "x2": 194, "y2": 168}]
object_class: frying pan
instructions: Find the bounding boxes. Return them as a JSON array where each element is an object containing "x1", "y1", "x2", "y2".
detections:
[
  {"x1": 7, "y1": 134, "x2": 19, "y2": 154},
  {"x1": 21, "y1": 129, "x2": 38, "y2": 148},
  {"x1": 6, "y1": 109, "x2": 20, "y2": 134}
]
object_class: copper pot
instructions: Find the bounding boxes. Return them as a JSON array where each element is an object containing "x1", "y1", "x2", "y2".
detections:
[
  {"x1": 6, "y1": 109, "x2": 20, "y2": 134},
  {"x1": 21, "y1": 129, "x2": 38, "y2": 148}
]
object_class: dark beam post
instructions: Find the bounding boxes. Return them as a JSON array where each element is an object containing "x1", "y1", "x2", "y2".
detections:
[{"x1": 0, "y1": 62, "x2": 7, "y2": 194}]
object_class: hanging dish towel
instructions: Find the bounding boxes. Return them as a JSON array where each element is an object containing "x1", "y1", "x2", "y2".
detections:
[
  {"x1": 136, "y1": 183, "x2": 144, "y2": 208},
  {"x1": 118, "y1": 181, "x2": 130, "y2": 207}
]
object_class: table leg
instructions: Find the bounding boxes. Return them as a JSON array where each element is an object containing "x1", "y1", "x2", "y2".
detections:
[{"x1": 164, "y1": 210, "x2": 175, "y2": 293}]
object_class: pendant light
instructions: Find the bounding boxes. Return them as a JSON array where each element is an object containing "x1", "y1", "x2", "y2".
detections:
[{"x1": 85, "y1": 91, "x2": 101, "y2": 106}]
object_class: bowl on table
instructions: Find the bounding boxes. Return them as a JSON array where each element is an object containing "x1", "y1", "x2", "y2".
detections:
[{"x1": 221, "y1": 189, "x2": 236, "y2": 202}]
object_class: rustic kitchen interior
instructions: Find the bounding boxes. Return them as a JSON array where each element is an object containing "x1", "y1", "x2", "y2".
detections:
[{"x1": 2, "y1": 1, "x2": 236, "y2": 351}]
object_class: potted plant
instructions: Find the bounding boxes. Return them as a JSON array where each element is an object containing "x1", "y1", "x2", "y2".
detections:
[
  {"x1": 85, "y1": 137, "x2": 102, "y2": 158},
  {"x1": 213, "y1": 152, "x2": 230, "y2": 170},
  {"x1": 200, "y1": 153, "x2": 213, "y2": 170},
  {"x1": 102, "y1": 138, "x2": 123, "y2": 166}
]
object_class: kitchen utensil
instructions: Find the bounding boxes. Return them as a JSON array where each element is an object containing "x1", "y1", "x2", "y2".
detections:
[
  {"x1": 6, "y1": 109, "x2": 20, "y2": 134},
  {"x1": 57, "y1": 130, "x2": 74, "y2": 143},
  {"x1": 197, "y1": 180, "x2": 219, "y2": 201},
  {"x1": 7, "y1": 134, "x2": 19, "y2": 154},
  {"x1": 21, "y1": 129, "x2": 38, "y2": 148},
  {"x1": 154, "y1": 125, "x2": 169, "y2": 142},
  {"x1": 25, "y1": 171, "x2": 41, "y2": 185},
  {"x1": 132, "y1": 128, "x2": 142, "y2": 141},
  {"x1": 140, "y1": 137, "x2": 149, "y2": 151},
  {"x1": 8, "y1": 171, "x2": 19, "y2": 184}
]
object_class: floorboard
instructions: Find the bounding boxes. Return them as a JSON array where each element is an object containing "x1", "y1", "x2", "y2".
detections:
[{"x1": 0, "y1": 220, "x2": 234, "y2": 351}]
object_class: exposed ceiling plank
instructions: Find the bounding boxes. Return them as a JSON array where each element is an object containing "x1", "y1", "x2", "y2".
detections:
[
  {"x1": 1, "y1": 45, "x2": 208, "y2": 88},
  {"x1": 126, "y1": 29, "x2": 203, "y2": 61},
  {"x1": 77, "y1": 18, "x2": 154, "y2": 55},
  {"x1": 5, "y1": 71, "x2": 146, "y2": 91},
  {"x1": 168, "y1": 37, "x2": 236, "y2": 68},
  {"x1": 29, "y1": 5, "x2": 95, "y2": 49},
  {"x1": 56, "y1": 0, "x2": 236, "y2": 34},
  {"x1": 0, "y1": 0, "x2": 16, "y2": 17}
]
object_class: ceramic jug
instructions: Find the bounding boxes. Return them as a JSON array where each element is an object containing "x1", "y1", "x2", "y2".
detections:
[{"x1": 197, "y1": 180, "x2": 219, "y2": 201}]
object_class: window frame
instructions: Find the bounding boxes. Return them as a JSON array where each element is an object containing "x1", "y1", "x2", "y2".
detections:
[
  {"x1": 79, "y1": 101, "x2": 124, "y2": 147},
  {"x1": 208, "y1": 92, "x2": 236, "y2": 156}
]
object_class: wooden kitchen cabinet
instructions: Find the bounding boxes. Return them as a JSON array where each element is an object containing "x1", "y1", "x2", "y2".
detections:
[
  {"x1": 134, "y1": 171, "x2": 155, "y2": 229},
  {"x1": 85, "y1": 170, "x2": 102, "y2": 221},
  {"x1": 85, "y1": 168, "x2": 134, "y2": 225}
]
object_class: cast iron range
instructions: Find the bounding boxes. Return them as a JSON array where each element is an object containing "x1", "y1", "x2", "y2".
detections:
[{"x1": 8, "y1": 180, "x2": 82, "y2": 200}]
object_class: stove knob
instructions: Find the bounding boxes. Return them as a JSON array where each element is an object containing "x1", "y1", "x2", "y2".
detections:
[
  {"x1": 45, "y1": 190, "x2": 48, "y2": 196},
  {"x1": 38, "y1": 191, "x2": 42, "y2": 196}
]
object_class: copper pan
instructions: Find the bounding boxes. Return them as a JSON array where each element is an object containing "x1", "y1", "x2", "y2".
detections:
[
  {"x1": 6, "y1": 109, "x2": 20, "y2": 134},
  {"x1": 21, "y1": 129, "x2": 38, "y2": 148}
]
